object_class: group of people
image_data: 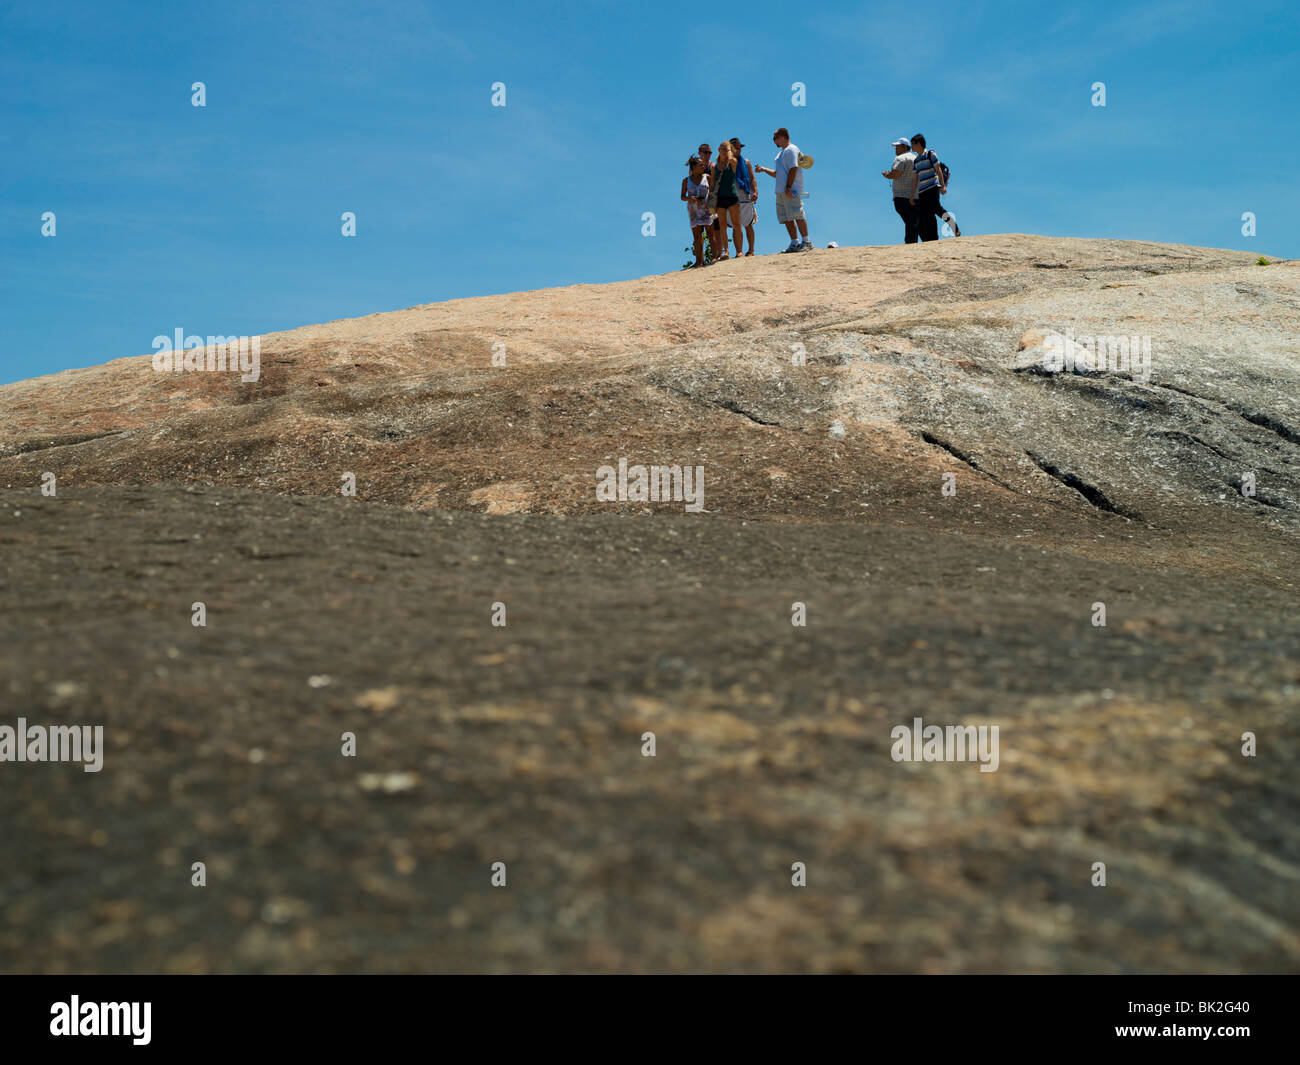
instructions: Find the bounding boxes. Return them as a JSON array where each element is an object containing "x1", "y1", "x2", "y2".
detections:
[
  {"x1": 682, "y1": 127, "x2": 812, "y2": 267},
  {"x1": 682, "y1": 128, "x2": 960, "y2": 263},
  {"x1": 881, "y1": 133, "x2": 960, "y2": 243}
]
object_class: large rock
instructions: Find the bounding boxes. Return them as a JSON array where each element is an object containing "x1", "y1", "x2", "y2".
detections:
[
  {"x1": 2, "y1": 235, "x2": 1298, "y2": 974},
  {"x1": 2, "y1": 235, "x2": 1296, "y2": 528}
]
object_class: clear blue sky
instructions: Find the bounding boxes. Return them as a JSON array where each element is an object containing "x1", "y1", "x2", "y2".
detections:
[{"x1": 1, "y1": 0, "x2": 1295, "y2": 384}]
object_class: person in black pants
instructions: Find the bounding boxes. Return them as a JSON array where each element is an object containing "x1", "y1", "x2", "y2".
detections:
[
  {"x1": 917, "y1": 185, "x2": 942, "y2": 242},
  {"x1": 894, "y1": 197, "x2": 920, "y2": 243},
  {"x1": 910, "y1": 133, "x2": 960, "y2": 241},
  {"x1": 881, "y1": 137, "x2": 919, "y2": 243}
]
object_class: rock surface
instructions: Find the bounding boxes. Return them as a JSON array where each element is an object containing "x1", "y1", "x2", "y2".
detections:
[{"x1": 1, "y1": 235, "x2": 1297, "y2": 973}]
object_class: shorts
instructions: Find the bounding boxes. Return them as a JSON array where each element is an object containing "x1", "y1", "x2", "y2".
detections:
[
  {"x1": 716, "y1": 192, "x2": 739, "y2": 210},
  {"x1": 738, "y1": 197, "x2": 757, "y2": 227},
  {"x1": 775, "y1": 192, "x2": 805, "y2": 224}
]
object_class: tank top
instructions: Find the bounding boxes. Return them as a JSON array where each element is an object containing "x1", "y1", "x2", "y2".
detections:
[{"x1": 716, "y1": 163, "x2": 737, "y2": 199}]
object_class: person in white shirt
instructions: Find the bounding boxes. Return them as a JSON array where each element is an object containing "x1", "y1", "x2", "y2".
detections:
[
  {"x1": 753, "y1": 127, "x2": 812, "y2": 252},
  {"x1": 881, "y1": 137, "x2": 919, "y2": 244}
]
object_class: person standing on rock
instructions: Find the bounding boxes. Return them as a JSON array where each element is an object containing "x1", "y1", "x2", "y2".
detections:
[
  {"x1": 683, "y1": 156, "x2": 715, "y2": 267},
  {"x1": 711, "y1": 140, "x2": 744, "y2": 260},
  {"x1": 754, "y1": 127, "x2": 812, "y2": 252},
  {"x1": 910, "y1": 133, "x2": 960, "y2": 241},
  {"x1": 730, "y1": 137, "x2": 759, "y2": 257},
  {"x1": 694, "y1": 142, "x2": 724, "y2": 258},
  {"x1": 882, "y1": 137, "x2": 919, "y2": 244}
]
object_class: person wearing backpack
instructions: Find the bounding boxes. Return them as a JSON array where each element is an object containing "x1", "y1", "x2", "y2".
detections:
[{"x1": 909, "y1": 133, "x2": 960, "y2": 241}]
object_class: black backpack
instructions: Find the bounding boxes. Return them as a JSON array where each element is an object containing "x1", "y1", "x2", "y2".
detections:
[
  {"x1": 922, "y1": 149, "x2": 950, "y2": 187},
  {"x1": 925, "y1": 151, "x2": 950, "y2": 187}
]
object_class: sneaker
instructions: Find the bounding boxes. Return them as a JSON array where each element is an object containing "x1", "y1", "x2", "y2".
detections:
[
  {"x1": 942, "y1": 213, "x2": 961, "y2": 237},
  {"x1": 800, "y1": 239, "x2": 815, "y2": 250},
  {"x1": 782, "y1": 240, "x2": 801, "y2": 253}
]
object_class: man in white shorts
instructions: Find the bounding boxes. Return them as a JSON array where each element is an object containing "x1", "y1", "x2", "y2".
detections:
[
  {"x1": 754, "y1": 127, "x2": 812, "y2": 252},
  {"x1": 729, "y1": 137, "x2": 758, "y2": 256}
]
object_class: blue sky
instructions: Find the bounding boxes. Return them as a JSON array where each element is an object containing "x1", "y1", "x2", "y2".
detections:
[{"x1": 1, "y1": 0, "x2": 1296, "y2": 384}]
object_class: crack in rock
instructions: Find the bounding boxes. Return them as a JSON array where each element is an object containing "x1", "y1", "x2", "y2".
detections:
[
  {"x1": 919, "y1": 431, "x2": 1016, "y2": 492},
  {"x1": 1025, "y1": 451, "x2": 1141, "y2": 520}
]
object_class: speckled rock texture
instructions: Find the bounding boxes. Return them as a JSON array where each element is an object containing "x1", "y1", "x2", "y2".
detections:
[{"x1": 1, "y1": 236, "x2": 1296, "y2": 972}]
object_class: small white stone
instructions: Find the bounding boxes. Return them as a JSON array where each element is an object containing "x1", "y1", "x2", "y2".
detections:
[{"x1": 359, "y1": 772, "x2": 417, "y2": 794}]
